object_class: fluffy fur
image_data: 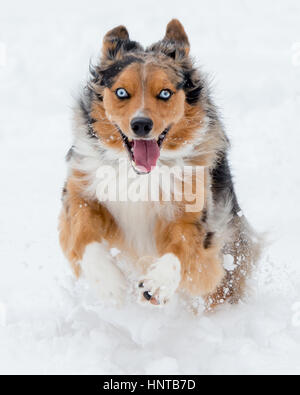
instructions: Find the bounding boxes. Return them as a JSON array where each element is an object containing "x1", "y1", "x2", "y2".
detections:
[{"x1": 59, "y1": 20, "x2": 260, "y2": 308}]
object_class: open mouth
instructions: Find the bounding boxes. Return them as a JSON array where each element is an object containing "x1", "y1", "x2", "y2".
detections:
[{"x1": 118, "y1": 127, "x2": 170, "y2": 174}]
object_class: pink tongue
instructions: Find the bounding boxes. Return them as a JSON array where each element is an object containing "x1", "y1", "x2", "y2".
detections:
[{"x1": 133, "y1": 139, "x2": 160, "y2": 173}]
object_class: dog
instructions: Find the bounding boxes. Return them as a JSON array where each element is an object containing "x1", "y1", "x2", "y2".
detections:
[{"x1": 59, "y1": 19, "x2": 260, "y2": 308}]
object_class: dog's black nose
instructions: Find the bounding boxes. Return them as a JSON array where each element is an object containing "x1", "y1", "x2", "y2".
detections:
[{"x1": 131, "y1": 117, "x2": 153, "y2": 137}]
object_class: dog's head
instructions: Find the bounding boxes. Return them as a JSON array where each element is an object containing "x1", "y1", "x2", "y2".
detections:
[{"x1": 87, "y1": 20, "x2": 207, "y2": 174}]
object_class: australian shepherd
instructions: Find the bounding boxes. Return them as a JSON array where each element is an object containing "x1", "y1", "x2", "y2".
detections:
[{"x1": 59, "y1": 20, "x2": 260, "y2": 309}]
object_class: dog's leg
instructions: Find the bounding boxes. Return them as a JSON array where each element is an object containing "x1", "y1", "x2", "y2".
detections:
[
  {"x1": 206, "y1": 215, "x2": 261, "y2": 308},
  {"x1": 82, "y1": 242, "x2": 126, "y2": 302},
  {"x1": 59, "y1": 175, "x2": 126, "y2": 302},
  {"x1": 139, "y1": 217, "x2": 225, "y2": 305}
]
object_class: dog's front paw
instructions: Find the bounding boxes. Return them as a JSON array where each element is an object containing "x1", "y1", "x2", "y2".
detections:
[{"x1": 138, "y1": 253, "x2": 181, "y2": 306}]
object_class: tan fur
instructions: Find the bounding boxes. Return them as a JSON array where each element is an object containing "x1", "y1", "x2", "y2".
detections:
[
  {"x1": 155, "y1": 213, "x2": 224, "y2": 296},
  {"x1": 59, "y1": 172, "x2": 123, "y2": 276},
  {"x1": 90, "y1": 101, "x2": 124, "y2": 151}
]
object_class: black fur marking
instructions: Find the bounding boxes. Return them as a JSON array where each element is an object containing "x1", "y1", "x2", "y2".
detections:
[
  {"x1": 123, "y1": 40, "x2": 141, "y2": 52},
  {"x1": 177, "y1": 72, "x2": 203, "y2": 105},
  {"x1": 211, "y1": 153, "x2": 240, "y2": 215},
  {"x1": 183, "y1": 72, "x2": 194, "y2": 88},
  {"x1": 100, "y1": 56, "x2": 144, "y2": 88},
  {"x1": 95, "y1": 93, "x2": 103, "y2": 102},
  {"x1": 167, "y1": 49, "x2": 177, "y2": 60},
  {"x1": 202, "y1": 209, "x2": 208, "y2": 223},
  {"x1": 186, "y1": 85, "x2": 202, "y2": 105},
  {"x1": 204, "y1": 232, "x2": 214, "y2": 249}
]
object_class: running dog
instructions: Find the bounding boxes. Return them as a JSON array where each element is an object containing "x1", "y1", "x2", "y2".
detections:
[{"x1": 59, "y1": 20, "x2": 260, "y2": 308}]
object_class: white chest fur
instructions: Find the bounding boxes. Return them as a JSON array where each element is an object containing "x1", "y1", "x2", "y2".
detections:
[
  {"x1": 105, "y1": 200, "x2": 158, "y2": 256},
  {"x1": 77, "y1": 155, "x2": 176, "y2": 256}
]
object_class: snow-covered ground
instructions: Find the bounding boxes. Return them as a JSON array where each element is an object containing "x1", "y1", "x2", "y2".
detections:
[{"x1": 0, "y1": 0, "x2": 300, "y2": 375}]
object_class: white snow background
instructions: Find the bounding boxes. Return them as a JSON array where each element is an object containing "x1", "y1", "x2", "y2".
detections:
[{"x1": 0, "y1": 0, "x2": 300, "y2": 375}]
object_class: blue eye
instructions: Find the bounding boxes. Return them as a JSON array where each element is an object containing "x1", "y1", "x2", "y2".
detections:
[
  {"x1": 158, "y1": 89, "x2": 173, "y2": 100},
  {"x1": 116, "y1": 88, "x2": 130, "y2": 99}
]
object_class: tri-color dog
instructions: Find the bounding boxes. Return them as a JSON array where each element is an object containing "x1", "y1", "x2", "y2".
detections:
[{"x1": 59, "y1": 20, "x2": 260, "y2": 308}]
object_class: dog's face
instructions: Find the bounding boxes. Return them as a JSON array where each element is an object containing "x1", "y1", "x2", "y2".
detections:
[
  {"x1": 104, "y1": 62, "x2": 186, "y2": 141},
  {"x1": 90, "y1": 20, "x2": 204, "y2": 174}
]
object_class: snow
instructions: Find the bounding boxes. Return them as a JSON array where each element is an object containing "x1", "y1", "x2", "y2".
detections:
[{"x1": 0, "y1": 0, "x2": 300, "y2": 375}]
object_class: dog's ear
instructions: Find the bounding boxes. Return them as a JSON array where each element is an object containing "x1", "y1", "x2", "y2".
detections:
[
  {"x1": 102, "y1": 25, "x2": 140, "y2": 60},
  {"x1": 102, "y1": 25, "x2": 129, "y2": 59},
  {"x1": 163, "y1": 19, "x2": 190, "y2": 58}
]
